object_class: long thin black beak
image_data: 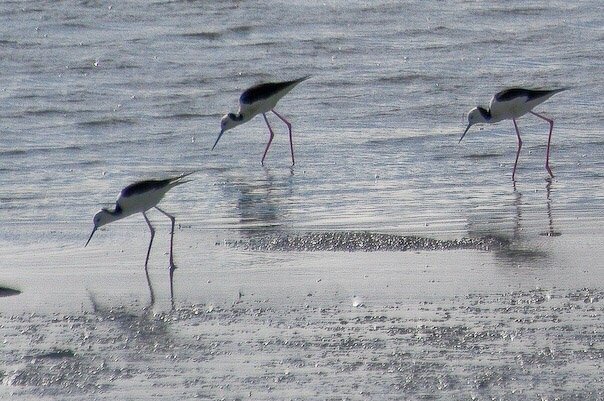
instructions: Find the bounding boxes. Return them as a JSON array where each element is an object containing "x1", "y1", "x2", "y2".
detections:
[
  {"x1": 459, "y1": 124, "x2": 471, "y2": 143},
  {"x1": 85, "y1": 227, "x2": 97, "y2": 247},
  {"x1": 212, "y1": 130, "x2": 224, "y2": 151}
]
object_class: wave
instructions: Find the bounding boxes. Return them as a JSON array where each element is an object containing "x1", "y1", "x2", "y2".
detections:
[
  {"x1": 177, "y1": 31, "x2": 222, "y2": 41},
  {"x1": 0, "y1": 144, "x2": 83, "y2": 157},
  {"x1": 77, "y1": 117, "x2": 137, "y2": 127}
]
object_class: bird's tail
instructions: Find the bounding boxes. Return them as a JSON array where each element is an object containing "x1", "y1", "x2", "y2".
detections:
[
  {"x1": 292, "y1": 75, "x2": 312, "y2": 87},
  {"x1": 552, "y1": 87, "x2": 569, "y2": 95},
  {"x1": 539, "y1": 87, "x2": 569, "y2": 103}
]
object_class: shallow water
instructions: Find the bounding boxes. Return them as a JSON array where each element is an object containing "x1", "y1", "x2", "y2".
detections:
[
  {"x1": 1, "y1": 0, "x2": 603, "y2": 399},
  {"x1": 1, "y1": 0, "x2": 602, "y2": 244}
]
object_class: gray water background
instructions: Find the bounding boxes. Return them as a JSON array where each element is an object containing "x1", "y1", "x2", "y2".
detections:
[{"x1": 1, "y1": 1, "x2": 602, "y2": 250}]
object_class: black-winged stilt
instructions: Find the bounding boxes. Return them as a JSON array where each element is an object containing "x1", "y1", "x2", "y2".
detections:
[
  {"x1": 212, "y1": 76, "x2": 310, "y2": 165},
  {"x1": 85, "y1": 172, "x2": 194, "y2": 304},
  {"x1": 459, "y1": 88, "x2": 566, "y2": 180}
]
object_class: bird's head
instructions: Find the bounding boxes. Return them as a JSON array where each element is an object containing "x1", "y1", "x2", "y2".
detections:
[
  {"x1": 221, "y1": 113, "x2": 241, "y2": 132},
  {"x1": 459, "y1": 107, "x2": 489, "y2": 143},
  {"x1": 85, "y1": 208, "x2": 114, "y2": 247},
  {"x1": 212, "y1": 113, "x2": 242, "y2": 150}
]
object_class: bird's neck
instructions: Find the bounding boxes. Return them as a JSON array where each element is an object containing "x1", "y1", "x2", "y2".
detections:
[
  {"x1": 226, "y1": 112, "x2": 249, "y2": 131},
  {"x1": 235, "y1": 112, "x2": 253, "y2": 124},
  {"x1": 478, "y1": 107, "x2": 498, "y2": 123},
  {"x1": 96, "y1": 207, "x2": 124, "y2": 228},
  {"x1": 107, "y1": 206, "x2": 126, "y2": 222}
]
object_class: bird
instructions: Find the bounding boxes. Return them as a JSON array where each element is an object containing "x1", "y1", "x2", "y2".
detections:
[
  {"x1": 85, "y1": 172, "x2": 194, "y2": 304},
  {"x1": 212, "y1": 76, "x2": 310, "y2": 166},
  {"x1": 459, "y1": 88, "x2": 566, "y2": 180}
]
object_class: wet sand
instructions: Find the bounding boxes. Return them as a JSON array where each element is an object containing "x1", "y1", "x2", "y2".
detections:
[{"x1": 1, "y1": 227, "x2": 603, "y2": 400}]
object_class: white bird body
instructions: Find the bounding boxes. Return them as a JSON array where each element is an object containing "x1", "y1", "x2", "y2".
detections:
[
  {"x1": 460, "y1": 88, "x2": 566, "y2": 180},
  {"x1": 115, "y1": 176, "x2": 190, "y2": 217},
  {"x1": 487, "y1": 88, "x2": 565, "y2": 122}
]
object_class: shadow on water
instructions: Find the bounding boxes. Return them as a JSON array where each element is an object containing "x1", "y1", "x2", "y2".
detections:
[
  {"x1": 145, "y1": 265, "x2": 157, "y2": 308},
  {"x1": 509, "y1": 178, "x2": 561, "y2": 240},
  {"x1": 539, "y1": 178, "x2": 561, "y2": 237},
  {"x1": 145, "y1": 261, "x2": 178, "y2": 310},
  {"x1": 467, "y1": 179, "x2": 561, "y2": 267},
  {"x1": 88, "y1": 291, "x2": 173, "y2": 345},
  {"x1": 226, "y1": 167, "x2": 295, "y2": 237}
]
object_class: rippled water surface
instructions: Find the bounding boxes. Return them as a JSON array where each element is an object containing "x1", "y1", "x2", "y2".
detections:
[
  {"x1": 1, "y1": 0, "x2": 602, "y2": 241},
  {"x1": 1, "y1": 1, "x2": 603, "y2": 399}
]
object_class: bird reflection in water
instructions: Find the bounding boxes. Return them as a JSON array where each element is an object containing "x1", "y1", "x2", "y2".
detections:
[
  {"x1": 465, "y1": 179, "x2": 561, "y2": 267},
  {"x1": 234, "y1": 168, "x2": 295, "y2": 238},
  {"x1": 492, "y1": 179, "x2": 561, "y2": 266},
  {"x1": 540, "y1": 178, "x2": 561, "y2": 237}
]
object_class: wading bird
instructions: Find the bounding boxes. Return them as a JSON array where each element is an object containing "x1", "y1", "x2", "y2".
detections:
[
  {"x1": 85, "y1": 172, "x2": 194, "y2": 304},
  {"x1": 212, "y1": 76, "x2": 310, "y2": 165},
  {"x1": 460, "y1": 88, "x2": 566, "y2": 180}
]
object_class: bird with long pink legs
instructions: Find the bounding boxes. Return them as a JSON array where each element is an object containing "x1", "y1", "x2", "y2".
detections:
[
  {"x1": 459, "y1": 88, "x2": 566, "y2": 180},
  {"x1": 85, "y1": 172, "x2": 194, "y2": 306},
  {"x1": 212, "y1": 76, "x2": 310, "y2": 166}
]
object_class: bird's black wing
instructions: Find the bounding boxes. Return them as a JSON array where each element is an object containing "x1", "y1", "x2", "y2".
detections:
[
  {"x1": 120, "y1": 178, "x2": 172, "y2": 198},
  {"x1": 495, "y1": 88, "x2": 558, "y2": 102},
  {"x1": 240, "y1": 80, "x2": 300, "y2": 105}
]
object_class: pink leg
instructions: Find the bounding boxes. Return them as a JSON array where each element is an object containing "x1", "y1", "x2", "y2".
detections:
[
  {"x1": 512, "y1": 119, "x2": 522, "y2": 181},
  {"x1": 155, "y1": 206, "x2": 176, "y2": 306},
  {"x1": 154, "y1": 206, "x2": 175, "y2": 268},
  {"x1": 142, "y1": 211, "x2": 155, "y2": 270},
  {"x1": 142, "y1": 211, "x2": 156, "y2": 305},
  {"x1": 261, "y1": 113, "x2": 275, "y2": 165},
  {"x1": 530, "y1": 111, "x2": 555, "y2": 178},
  {"x1": 272, "y1": 109, "x2": 295, "y2": 165}
]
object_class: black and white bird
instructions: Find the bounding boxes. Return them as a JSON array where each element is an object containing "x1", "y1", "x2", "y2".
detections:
[
  {"x1": 459, "y1": 88, "x2": 566, "y2": 180},
  {"x1": 212, "y1": 76, "x2": 310, "y2": 165},
  {"x1": 85, "y1": 172, "x2": 194, "y2": 304}
]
